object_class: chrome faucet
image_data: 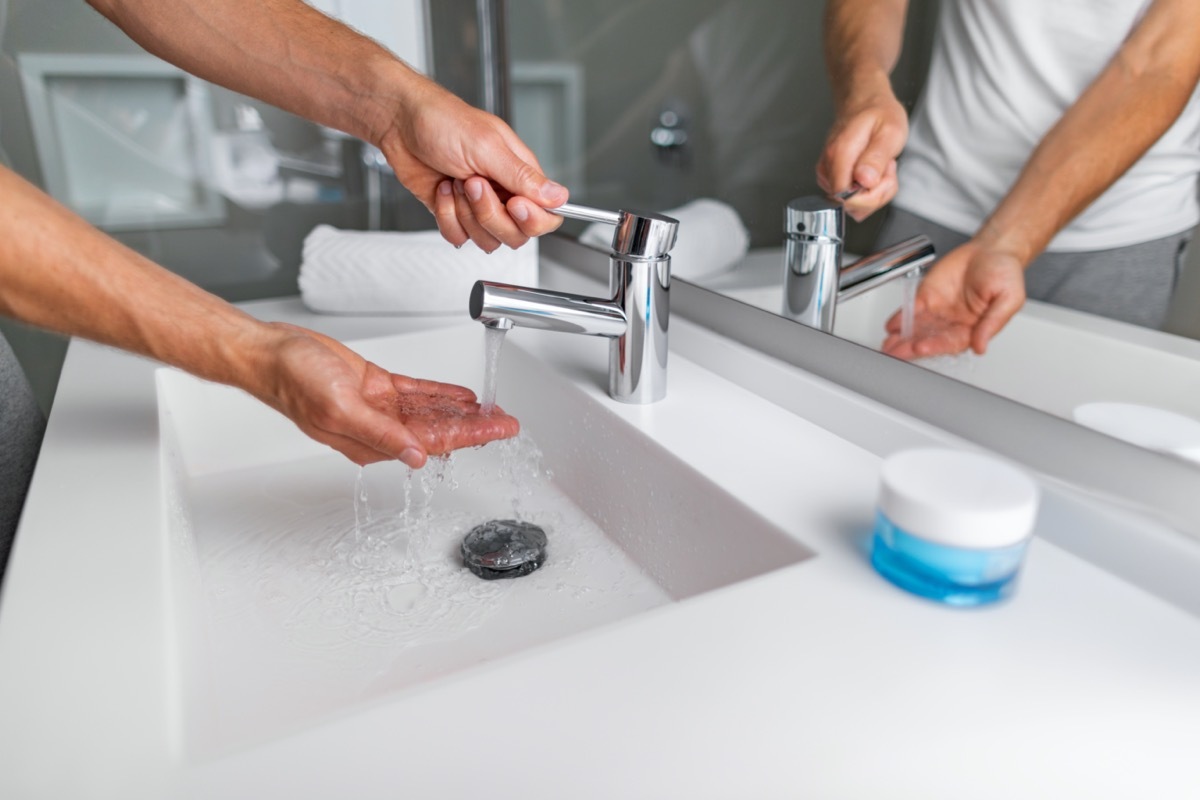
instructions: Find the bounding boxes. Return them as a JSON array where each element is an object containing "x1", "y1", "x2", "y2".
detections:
[
  {"x1": 782, "y1": 195, "x2": 936, "y2": 333},
  {"x1": 469, "y1": 202, "x2": 679, "y2": 404}
]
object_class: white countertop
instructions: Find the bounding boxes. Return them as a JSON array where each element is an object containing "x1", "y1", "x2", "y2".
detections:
[{"x1": 2, "y1": 262, "x2": 1199, "y2": 798}]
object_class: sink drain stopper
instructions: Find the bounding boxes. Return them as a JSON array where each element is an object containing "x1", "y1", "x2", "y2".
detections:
[{"x1": 461, "y1": 519, "x2": 548, "y2": 580}]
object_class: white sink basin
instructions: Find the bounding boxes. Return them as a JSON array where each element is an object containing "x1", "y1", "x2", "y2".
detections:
[{"x1": 157, "y1": 324, "x2": 811, "y2": 756}]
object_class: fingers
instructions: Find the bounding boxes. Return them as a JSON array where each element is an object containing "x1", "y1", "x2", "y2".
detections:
[
  {"x1": 507, "y1": 196, "x2": 565, "y2": 238},
  {"x1": 451, "y1": 179, "x2": 503, "y2": 253},
  {"x1": 405, "y1": 409, "x2": 521, "y2": 456},
  {"x1": 883, "y1": 288, "x2": 929, "y2": 335},
  {"x1": 970, "y1": 293, "x2": 1023, "y2": 355},
  {"x1": 391, "y1": 373, "x2": 478, "y2": 401},
  {"x1": 851, "y1": 135, "x2": 898, "y2": 194},
  {"x1": 433, "y1": 180, "x2": 469, "y2": 248},
  {"x1": 478, "y1": 127, "x2": 569, "y2": 209},
  {"x1": 883, "y1": 324, "x2": 970, "y2": 360},
  {"x1": 817, "y1": 125, "x2": 865, "y2": 197},
  {"x1": 843, "y1": 161, "x2": 898, "y2": 222},
  {"x1": 313, "y1": 429, "x2": 427, "y2": 468},
  {"x1": 312, "y1": 402, "x2": 430, "y2": 468},
  {"x1": 440, "y1": 175, "x2": 565, "y2": 251},
  {"x1": 818, "y1": 99, "x2": 907, "y2": 221},
  {"x1": 881, "y1": 333, "x2": 917, "y2": 360}
]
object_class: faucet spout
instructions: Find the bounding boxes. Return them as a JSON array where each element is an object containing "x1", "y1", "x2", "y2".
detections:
[
  {"x1": 782, "y1": 196, "x2": 936, "y2": 333},
  {"x1": 469, "y1": 282, "x2": 626, "y2": 337},
  {"x1": 837, "y1": 235, "x2": 935, "y2": 302}
]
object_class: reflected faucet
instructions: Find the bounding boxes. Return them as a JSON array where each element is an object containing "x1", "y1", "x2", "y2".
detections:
[
  {"x1": 783, "y1": 196, "x2": 936, "y2": 333},
  {"x1": 470, "y1": 203, "x2": 679, "y2": 404}
]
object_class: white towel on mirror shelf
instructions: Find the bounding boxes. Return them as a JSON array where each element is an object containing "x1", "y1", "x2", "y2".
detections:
[
  {"x1": 298, "y1": 225, "x2": 539, "y2": 315},
  {"x1": 578, "y1": 197, "x2": 750, "y2": 281}
]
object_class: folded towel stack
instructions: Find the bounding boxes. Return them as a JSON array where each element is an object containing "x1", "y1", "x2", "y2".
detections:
[
  {"x1": 298, "y1": 225, "x2": 539, "y2": 315},
  {"x1": 578, "y1": 197, "x2": 750, "y2": 281}
]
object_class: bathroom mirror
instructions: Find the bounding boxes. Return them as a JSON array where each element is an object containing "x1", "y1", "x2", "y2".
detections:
[{"x1": 506, "y1": 0, "x2": 1200, "y2": 470}]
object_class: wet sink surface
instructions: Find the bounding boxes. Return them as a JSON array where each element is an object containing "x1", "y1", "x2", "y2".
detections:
[{"x1": 157, "y1": 325, "x2": 811, "y2": 756}]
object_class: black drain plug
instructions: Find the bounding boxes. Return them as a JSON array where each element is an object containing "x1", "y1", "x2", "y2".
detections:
[{"x1": 461, "y1": 519, "x2": 548, "y2": 580}]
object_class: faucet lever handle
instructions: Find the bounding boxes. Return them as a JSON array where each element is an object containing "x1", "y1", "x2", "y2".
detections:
[
  {"x1": 552, "y1": 202, "x2": 623, "y2": 226},
  {"x1": 553, "y1": 202, "x2": 679, "y2": 260}
]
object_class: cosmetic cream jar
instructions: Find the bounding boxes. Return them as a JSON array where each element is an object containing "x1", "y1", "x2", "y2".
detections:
[{"x1": 870, "y1": 448, "x2": 1040, "y2": 606}]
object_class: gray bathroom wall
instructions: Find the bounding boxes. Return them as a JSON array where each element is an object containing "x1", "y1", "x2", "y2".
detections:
[
  {"x1": 0, "y1": 0, "x2": 430, "y2": 413},
  {"x1": 506, "y1": 0, "x2": 936, "y2": 251}
]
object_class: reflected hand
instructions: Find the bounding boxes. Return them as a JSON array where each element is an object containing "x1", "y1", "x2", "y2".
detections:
[
  {"x1": 816, "y1": 92, "x2": 908, "y2": 221},
  {"x1": 882, "y1": 242, "x2": 1026, "y2": 359},
  {"x1": 256, "y1": 323, "x2": 519, "y2": 468},
  {"x1": 379, "y1": 77, "x2": 567, "y2": 251}
]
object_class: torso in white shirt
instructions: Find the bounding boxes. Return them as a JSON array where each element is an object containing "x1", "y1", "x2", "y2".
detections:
[{"x1": 896, "y1": 0, "x2": 1200, "y2": 251}]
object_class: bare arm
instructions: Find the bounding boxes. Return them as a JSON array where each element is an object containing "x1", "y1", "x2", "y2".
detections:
[
  {"x1": 979, "y1": 0, "x2": 1200, "y2": 266},
  {"x1": 85, "y1": 0, "x2": 565, "y2": 250},
  {"x1": 0, "y1": 164, "x2": 518, "y2": 466},
  {"x1": 887, "y1": 0, "x2": 1200, "y2": 359},
  {"x1": 818, "y1": 0, "x2": 911, "y2": 219}
]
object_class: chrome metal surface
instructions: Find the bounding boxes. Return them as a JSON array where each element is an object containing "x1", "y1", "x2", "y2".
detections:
[
  {"x1": 552, "y1": 203, "x2": 679, "y2": 260},
  {"x1": 553, "y1": 202, "x2": 622, "y2": 226},
  {"x1": 470, "y1": 282, "x2": 626, "y2": 337},
  {"x1": 607, "y1": 256, "x2": 670, "y2": 403},
  {"x1": 782, "y1": 196, "x2": 936, "y2": 332},
  {"x1": 786, "y1": 196, "x2": 843, "y2": 242},
  {"x1": 471, "y1": 208, "x2": 676, "y2": 403},
  {"x1": 838, "y1": 235, "x2": 935, "y2": 302},
  {"x1": 477, "y1": 0, "x2": 510, "y2": 119},
  {"x1": 612, "y1": 210, "x2": 678, "y2": 260}
]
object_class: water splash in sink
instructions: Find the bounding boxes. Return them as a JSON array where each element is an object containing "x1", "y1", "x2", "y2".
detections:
[
  {"x1": 175, "y1": 431, "x2": 667, "y2": 756},
  {"x1": 158, "y1": 326, "x2": 811, "y2": 758}
]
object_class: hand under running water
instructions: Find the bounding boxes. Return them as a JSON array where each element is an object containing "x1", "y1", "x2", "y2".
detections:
[
  {"x1": 387, "y1": 374, "x2": 520, "y2": 460},
  {"x1": 881, "y1": 242, "x2": 1025, "y2": 359},
  {"x1": 258, "y1": 324, "x2": 519, "y2": 468}
]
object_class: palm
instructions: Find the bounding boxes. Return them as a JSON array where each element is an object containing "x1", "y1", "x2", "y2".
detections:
[
  {"x1": 263, "y1": 324, "x2": 519, "y2": 466},
  {"x1": 883, "y1": 245, "x2": 1025, "y2": 359}
]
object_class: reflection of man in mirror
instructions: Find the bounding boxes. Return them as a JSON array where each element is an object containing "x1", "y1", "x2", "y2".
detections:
[{"x1": 819, "y1": 0, "x2": 1200, "y2": 358}]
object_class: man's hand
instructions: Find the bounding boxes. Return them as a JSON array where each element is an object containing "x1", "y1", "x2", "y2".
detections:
[
  {"x1": 881, "y1": 242, "x2": 1026, "y2": 359},
  {"x1": 816, "y1": 92, "x2": 908, "y2": 221},
  {"x1": 380, "y1": 80, "x2": 568, "y2": 252},
  {"x1": 259, "y1": 323, "x2": 519, "y2": 468}
]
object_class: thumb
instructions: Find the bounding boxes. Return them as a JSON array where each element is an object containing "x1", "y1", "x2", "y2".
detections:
[
  {"x1": 970, "y1": 294, "x2": 1022, "y2": 355},
  {"x1": 482, "y1": 141, "x2": 568, "y2": 208}
]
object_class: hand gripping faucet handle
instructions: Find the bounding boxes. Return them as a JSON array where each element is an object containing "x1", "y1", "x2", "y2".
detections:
[{"x1": 551, "y1": 202, "x2": 679, "y2": 260}]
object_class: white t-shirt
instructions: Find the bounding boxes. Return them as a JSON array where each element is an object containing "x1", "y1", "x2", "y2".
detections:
[{"x1": 896, "y1": 0, "x2": 1200, "y2": 251}]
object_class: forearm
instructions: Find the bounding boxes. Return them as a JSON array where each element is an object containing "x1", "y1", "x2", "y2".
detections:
[
  {"x1": 979, "y1": 0, "x2": 1200, "y2": 265},
  {"x1": 823, "y1": 0, "x2": 909, "y2": 111},
  {"x1": 84, "y1": 0, "x2": 425, "y2": 149},
  {"x1": 0, "y1": 165, "x2": 278, "y2": 393}
]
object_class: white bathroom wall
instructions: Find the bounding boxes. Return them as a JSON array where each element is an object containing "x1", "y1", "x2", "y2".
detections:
[{"x1": 307, "y1": 0, "x2": 427, "y2": 73}]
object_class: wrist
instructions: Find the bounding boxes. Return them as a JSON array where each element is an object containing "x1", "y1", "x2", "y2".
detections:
[
  {"x1": 193, "y1": 314, "x2": 293, "y2": 403},
  {"x1": 833, "y1": 66, "x2": 896, "y2": 115},
  {"x1": 974, "y1": 217, "x2": 1042, "y2": 269},
  {"x1": 360, "y1": 56, "x2": 438, "y2": 152}
]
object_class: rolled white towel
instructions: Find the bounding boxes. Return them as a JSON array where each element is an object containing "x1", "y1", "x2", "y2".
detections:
[
  {"x1": 578, "y1": 197, "x2": 749, "y2": 281},
  {"x1": 298, "y1": 225, "x2": 539, "y2": 315}
]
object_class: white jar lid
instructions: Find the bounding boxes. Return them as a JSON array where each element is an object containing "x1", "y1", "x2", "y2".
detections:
[{"x1": 878, "y1": 448, "x2": 1039, "y2": 549}]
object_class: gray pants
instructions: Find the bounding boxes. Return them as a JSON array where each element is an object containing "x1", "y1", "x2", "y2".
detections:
[
  {"x1": 878, "y1": 207, "x2": 1191, "y2": 329},
  {"x1": 0, "y1": 332, "x2": 44, "y2": 588}
]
